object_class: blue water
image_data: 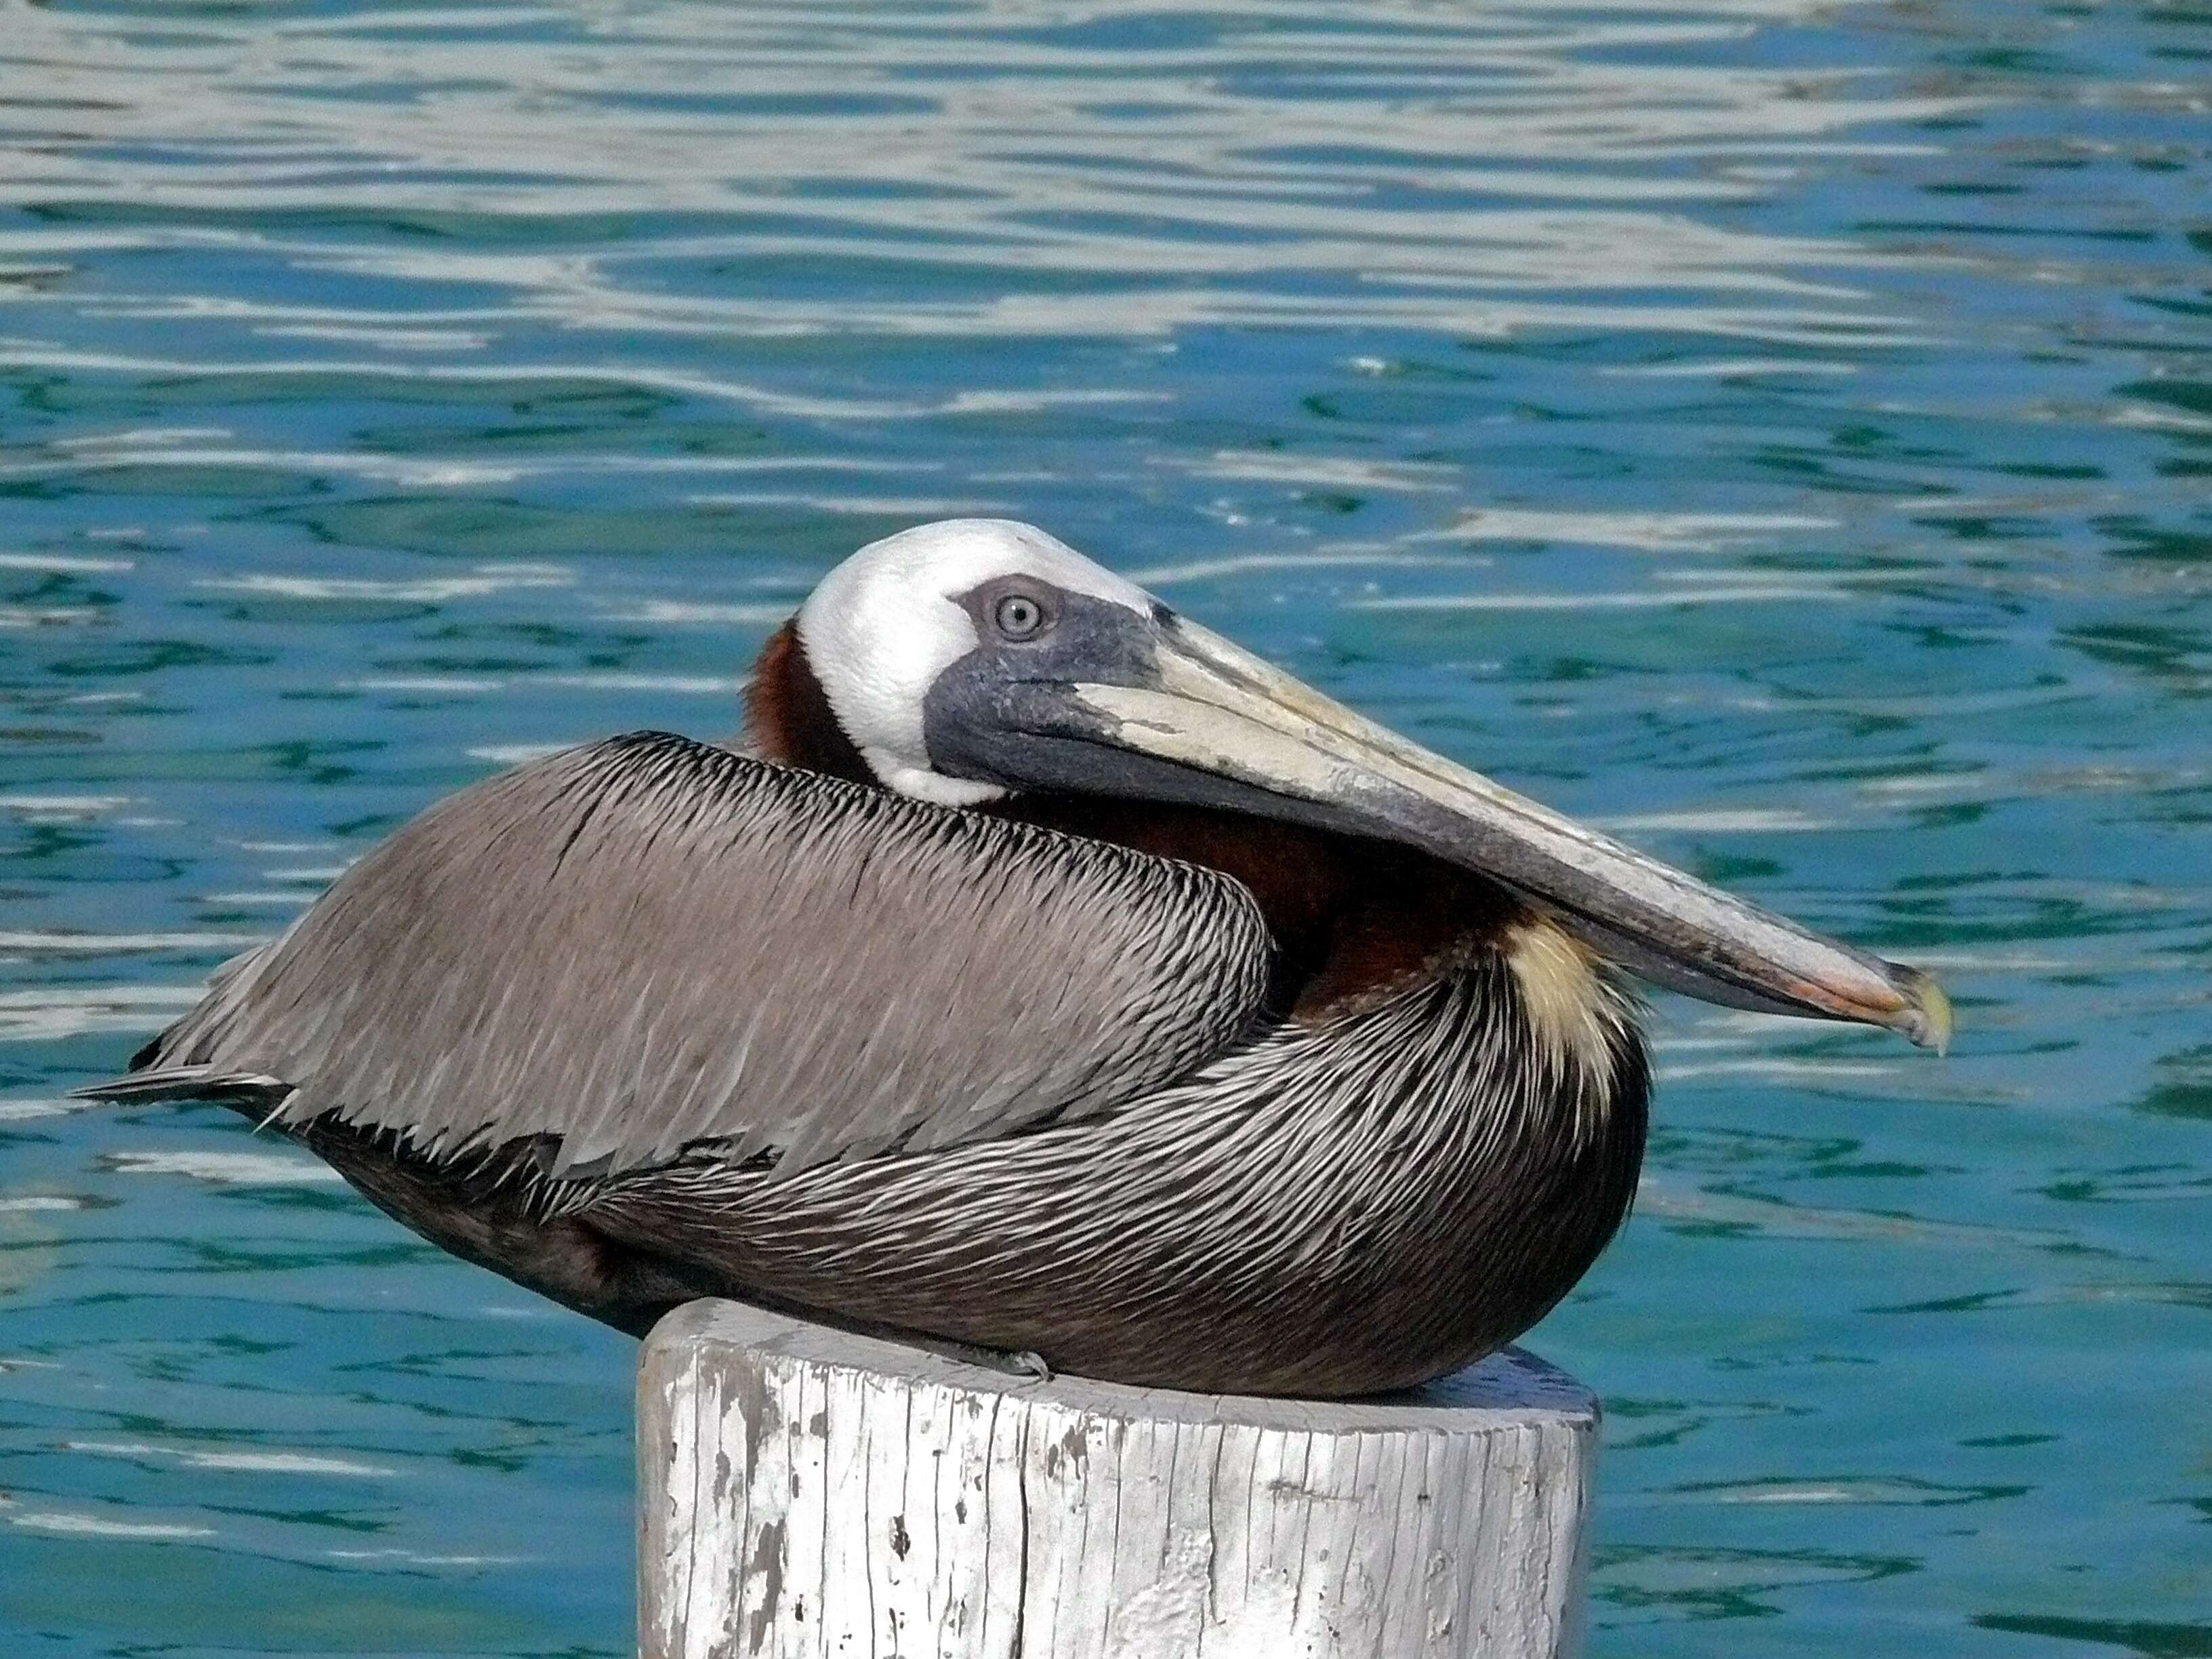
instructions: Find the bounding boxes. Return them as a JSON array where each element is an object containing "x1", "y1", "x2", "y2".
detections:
[{"x1": 0, "y1": 1, "x2": 2205, "y2": 1652}]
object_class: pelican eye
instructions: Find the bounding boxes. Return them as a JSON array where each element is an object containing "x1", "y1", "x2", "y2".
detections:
[{"x1": 992, "y1": 592, "x2": 1050, "y2": 640}]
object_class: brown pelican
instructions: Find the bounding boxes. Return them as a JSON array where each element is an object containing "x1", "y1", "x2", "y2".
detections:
[{"x1": 79, "y1": 520, "x2": 1949, "y2": 1398}]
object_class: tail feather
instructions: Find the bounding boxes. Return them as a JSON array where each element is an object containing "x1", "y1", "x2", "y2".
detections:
[{"x1": 71, "y1": 1067, "x2": 291, "y2": 1107}]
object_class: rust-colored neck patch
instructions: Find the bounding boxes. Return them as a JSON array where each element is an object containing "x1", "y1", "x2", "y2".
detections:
[
  {"x1": 985, "y1": 792, "x2": 1521, "y2": 1020},
  {"x1": 745, "y1": 621, "x2": 877, "y2": 787}
]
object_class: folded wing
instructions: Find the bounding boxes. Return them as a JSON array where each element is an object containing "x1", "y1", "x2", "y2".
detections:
[{"x1": 113, "y1": 732, "x2": 1273, "y2": 1178}]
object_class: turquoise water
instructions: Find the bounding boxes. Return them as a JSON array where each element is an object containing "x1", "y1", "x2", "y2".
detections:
[{"x1": 0, "y1": 0, "x2": 2205, "y2": 1652}]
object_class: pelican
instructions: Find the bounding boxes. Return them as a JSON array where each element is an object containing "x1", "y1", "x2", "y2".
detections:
[{"x1": 79, "y1": 520, "x2": 1949, "y2": 1397}]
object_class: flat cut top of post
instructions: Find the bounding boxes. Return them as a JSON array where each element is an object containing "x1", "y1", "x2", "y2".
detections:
[{"x1": 649, "y1": 1298, "x2": 1597, "y2": 1431}]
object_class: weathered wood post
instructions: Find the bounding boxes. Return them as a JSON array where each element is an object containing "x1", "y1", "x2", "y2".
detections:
[{"x1": 639, "y1": 1300, "x2": 1597, "y2": 1659}]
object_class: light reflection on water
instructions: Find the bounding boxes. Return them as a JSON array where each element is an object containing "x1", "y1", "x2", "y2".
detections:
[{"x1": 1, "y1": 1, "x2": 2206, "y2": 1654}]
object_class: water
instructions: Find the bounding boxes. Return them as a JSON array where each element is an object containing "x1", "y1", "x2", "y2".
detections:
[{"x1": 0, "y1": 0, "x2": 2205, "y2": 1652}]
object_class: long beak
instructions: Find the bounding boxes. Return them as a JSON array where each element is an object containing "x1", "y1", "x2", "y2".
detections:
[{"x1": 1061, "y1": 619, "x2": 1951, "y2": 1050}]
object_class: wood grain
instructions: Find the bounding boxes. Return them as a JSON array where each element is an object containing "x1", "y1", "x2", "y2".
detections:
[{"x1": 639, "y1": 1300, "x2": 1596, "y2": 1658}]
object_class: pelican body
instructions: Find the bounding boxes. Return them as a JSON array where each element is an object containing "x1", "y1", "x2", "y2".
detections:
[{"x1": 83, "y1": 521, "x2": 1948, "y2": 1397}]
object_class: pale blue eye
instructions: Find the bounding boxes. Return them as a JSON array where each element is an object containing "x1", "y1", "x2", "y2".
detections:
[{"x1": 994, "y1": 594, "x2": 1045, "y2": 638}]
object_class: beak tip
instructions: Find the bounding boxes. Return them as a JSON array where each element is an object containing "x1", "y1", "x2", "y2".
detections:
[{"x1": 1892, "y1": 966, "x2": 1954, "y2": 1056}]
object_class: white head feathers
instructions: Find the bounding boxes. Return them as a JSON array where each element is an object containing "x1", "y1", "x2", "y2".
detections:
[{"x1": 795, "y1": 519, "x2": 1149, "y2": 806}]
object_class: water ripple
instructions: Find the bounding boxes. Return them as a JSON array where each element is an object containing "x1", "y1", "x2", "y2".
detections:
[{"x1": 1, "y1": 1, "x2": 2205, "y2": 1656}]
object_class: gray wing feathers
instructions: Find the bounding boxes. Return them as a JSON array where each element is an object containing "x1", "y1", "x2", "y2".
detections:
[{"x1": 139, "y1": 733, "x2": 1272, "y2": 1179}]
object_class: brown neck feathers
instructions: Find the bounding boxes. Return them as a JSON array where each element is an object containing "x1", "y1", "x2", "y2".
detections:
[
  {"x1": 748, "y1": 619, "x2": 1520, "y2": 1021},
  {"x1": 987, "y1": 793, "x2": 1520, "y2": 1021},
  {"x1": 745, "y1": 621, "x2": 877, "y2": 787}
]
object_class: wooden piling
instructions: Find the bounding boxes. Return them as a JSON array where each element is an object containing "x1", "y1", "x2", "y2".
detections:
[{"x1": 639, "y1": 1299, "x2": 1597, "y2": 1659}]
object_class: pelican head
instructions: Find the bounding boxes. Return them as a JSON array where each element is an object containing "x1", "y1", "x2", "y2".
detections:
[{"x1": 794, "y1": 518, "x2": 1950, "y2": 1048}]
